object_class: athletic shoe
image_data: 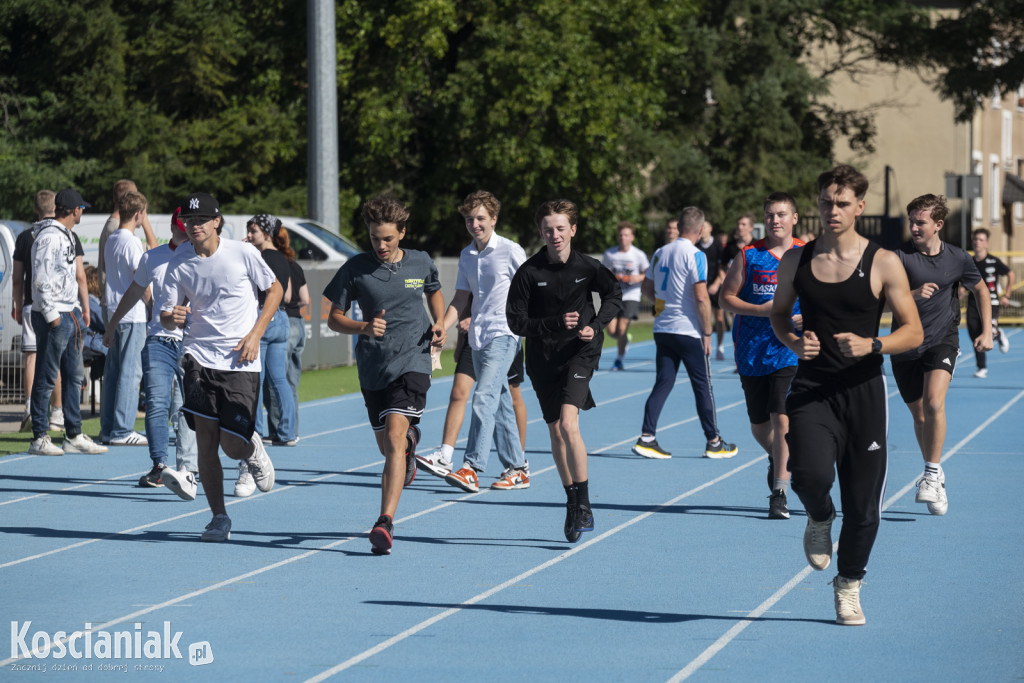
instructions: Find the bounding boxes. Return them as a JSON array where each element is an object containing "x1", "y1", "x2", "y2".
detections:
[
  {"x1": 491, "y1": 467, "x2": 530, "y2": 490},
  {"x1": 246, "y1": 434, "x2": 276, "y2": 492},
  {"x1": 564, "y1": 504, "x2": 582, "y2": 543},
  {"x1": 715, "y1": 347, "x2": 725, "y2": 361},
  {"x1": 768, "y1": 489, "x2": 790, "y2": 520},
  {"x1": 575, "y1": 503, "x2": 594, "y2": 532},
  {"x1": 109, "y1": 431, "x2": 148, "y2": 446},
  {"x1": 915, "y1": 473, "x2": 947, "y2": 516},
  {"x1": 49, "y1": 408, "x2": 65, "y2": 430},
  {"x1": 19, "y1": 412, "x2": 31, "y2": 433},
  {"x1": 416, "y1": 449, "x2": 453, "y2": 478},
  {"x1": 803, "y1": 510, "x2": 836, "y2": 570},
  {"x1": 404, "y1": 426, "x2": 419, "y2": 487},
  {"x1": 262, "y1": 435, "x2": 274, "y2": 444},
  {"x1": 161, "y1": 467, "x2": 198, "y2": 501},
  {"x1": 271, "y1": 438, "x2": 299, "y2": 447},
  {"x1": 62, "y1": 433, "x2": 108, "y2": 455},
  {"x1": 234, "y1": 460, "x2": 256, "y2": 498},
  {"x1": 704, "y1": 438, "x2": 738, "y2": 459},
  {"x1": 138, "y1": 463, "x2": 167, "y2": 488},
  {"x1": 29, "y1": 435, "x2": 64, "y2": 456},
  {"x1": 974, "y1": 368, "x2": 988, "y2": 378},
  {"x1": 632, "y1": 437, "x2": 671, "y2": 459},
  {"x1": 369, "y1": 514, "x2": 393, "y2": 555},
  {"x1": 833, "y1": 575, "x2": 866, "y2": 626},
  {"x1": 998, "y1": 331, "x2": 1010, "y2": 353},
  {"x1": 201, "y1": 514, "x2": 231, "y2": 542},
  {"x1": 444, "y1": 466, "x2": 480, "y2": 493},
  {"x1": 611, "y1": 358, "x2": 624, "y2": 371}
]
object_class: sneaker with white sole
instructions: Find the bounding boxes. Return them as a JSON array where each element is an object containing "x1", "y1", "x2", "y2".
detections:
[
  {"x1": 201, "y1": 514, "x2": 231, "y2": 542},
  {"x1": 109, "y1": 431, "x2": 148, "y2": 446},
  {"x1": 804, "y1": 509, "x2": 836, "y2": 570},
  {"x1": 246, "y1": 434, "x2": 275, "y2": 492},
  {"x1": 768, "y1": 489, "x2": 790, "y2": 520},
  {"x1": 29, "y1": 435, "x2": 64, "y2": 456},
  {"x1": 234, "y1": 460, "x2": 256, "y2": 497},
  {"x1": 491, "y1": 467, "x2": 530, "y2": 490},
  {"x1": 161, "y1": 467, "x2": 198, "y2": 501},
  {"x1": 833, "y1": 575, "x2": 866, "y2": 625},
  {"x1": 444, "y1": 466, "x2": 480, "y2": 493},
  {"x1": 138, "y1": 463, "x2": 167, "y2": 488},
  {"x1": 915, "y1": 473, "x2": 947, "y2": 515},
  {"x1": 704, "y1": 437, "x2": 738, "y2": 459},
  {"x1": 633, "y1": 437, "x2": 671, "y2": 459},
  {"x1": 415, "y1": 449, "x2": 453, "y2": 478},
  {"x1": 973, "y1": 367, "x2": 988, "y2": 378},
  {"x1": 404, "y1": 426, "x2": 419, "y2": 487},
  {"x1": 49, "y1": 408, "x2": 65, "y2": 430},
  {"x1": 62, "y1": 433, "x2": 109, "y2": 455},
  {"x1": 998, "y1": 331, "x2": 1010, "y2": 353}
]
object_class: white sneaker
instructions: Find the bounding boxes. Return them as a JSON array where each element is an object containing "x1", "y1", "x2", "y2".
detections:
[
  {"x1": 201, "y1": 514, "x2": 231, "y2": 542},
  {"x1": 246, "y1": 434, "x2": 275, "y2": 492},
  {"x1": 234, "y1": 460, "x2": 256, "y2": 498},
  {"x1": 63, "y1": 434, "x2": 108, "y2": 454},
  {"x1": 974, "y1": 368, "x2": 988, "y2": 378},
  {"x1": 161, "y1": 467, "x2": 198, "y2": 501},
  {"x1": 415, "y1": 449, "x2": 453, "y2": 478},
  {"x1": 803, "y1": 510, "x2": 835, "y2": 570},
  {"x1": 998, "y1": 331, "x2": 1010, "y2": 353},
  {"x1": 49, "y1": 408, "x2": 65, "y2": 430},
  {"x1": 916, "y1": 473, "x2": 947, "y2": 515},
  {"x1": 109, "y1": 431, "x2": 148, "y2": 446},
  {"x1": 29, "y1": 435, "x2": 64, "y2": 456},
  {"x1": 715, "y1": 346, "x2": 725, "y2": 361},
  {"x1": 833, "y1": 575, "x2": 866, "y2": 626}
]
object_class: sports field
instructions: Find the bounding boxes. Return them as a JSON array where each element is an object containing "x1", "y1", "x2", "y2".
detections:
[{"x1": 2, "y1": 330, "x2": 1022, "y2": 681}]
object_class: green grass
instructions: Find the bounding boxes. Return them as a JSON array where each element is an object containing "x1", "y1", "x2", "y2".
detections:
[{"x1": 0, "y1": 322, "x2": 654, "y2": 457}]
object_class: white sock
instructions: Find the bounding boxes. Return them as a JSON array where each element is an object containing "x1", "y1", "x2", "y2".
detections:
[
  {"x1": 439, "y1": 444, "x2": 454, "y2": 461},
  {"x1": 640, "y1": 434, "x2": 656, "y2": 443},
  {"x1": 924, "y1": 462, "x2": 942, "y2": 479},
  {"x1": 774, "y1": 478, "x2": 789, "y2": 493}
]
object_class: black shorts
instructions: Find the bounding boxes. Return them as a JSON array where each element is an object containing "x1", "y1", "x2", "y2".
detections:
[
  {"x1": 891, "y1": 344, "x2": 960, "y2": 404},
  {"x1": 530, "y1": 362, "x2": 596, "y2": 424},
  {"x1": 454, "y1": 338, "x2": 525, "y2": 386},
  {"x1": 361, "y1": 372, "x2": 431, "y2": 432},
  {"x1": 709, "y1": 289, "x2": 721, "y2": 310},
  {"x1": 739, "y1": 365, "x2": 797, "y2": 424},
  {"x1": 182, "y1": 354, "x2": 260, "y2": 441},
  {"x1": 617, "y1": 300, "x2": 640, "y2": 321}
]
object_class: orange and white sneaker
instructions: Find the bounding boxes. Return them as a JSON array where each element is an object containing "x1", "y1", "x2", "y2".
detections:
[
  {"x1": 491, "y1": 467, "x2": 530, "y2": 490},
  {"x1": 444, "y1": 466, "x2": 480, "y2": 493}
]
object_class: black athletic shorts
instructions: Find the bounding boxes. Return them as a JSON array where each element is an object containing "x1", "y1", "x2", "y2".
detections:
[
  {"x1": 454, "y1": 337, "x2": 525, "y2": 386},
  {"x1": 182, "y1": 354, "x2": 260, "y2": 441},
  {"x1": 739, "y1": 365, "x2": 797, "y2": 424},
  {"x1": 618, "y1": 300, "x2": 640, "y2": 321},
  {"x1": 530, "y1": 362, "x2": 596, "y2": 424},
  {"x1": 362, "y1": 372, "x2": 430, "y2": 432},
  {"x1": 890, "y1": 343, "x2": 960, "y2": 404}
]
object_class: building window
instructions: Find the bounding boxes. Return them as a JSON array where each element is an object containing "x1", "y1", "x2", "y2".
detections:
[
  {"x1": 973, "y1": 152, "x2": 984, "y2": 225},
  {"x1": 1016, "y1": 158, "x2": 1024, "y2": 222},
  {"x1": 990, "y1": 155, "x2": 1000, "y2": 225},
  {"x1": 1003, "y1": 111, "x2": 1013, "y2": 165}
]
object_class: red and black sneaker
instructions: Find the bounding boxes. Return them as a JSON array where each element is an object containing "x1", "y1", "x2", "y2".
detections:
[
  {"x1": 403, "y1": 426, "x2": 420, "y2": 487},
  {"x1": 369, "y1": 514, "x2": 393, "y2": 555}
]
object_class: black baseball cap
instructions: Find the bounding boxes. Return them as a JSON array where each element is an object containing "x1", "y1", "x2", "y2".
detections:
[
  {"x1": 179, "y1": 192, "x2": 221, "y2": 219},
  {"x1": 54, "y1": 189, "x2": 91, "y2": 210}
]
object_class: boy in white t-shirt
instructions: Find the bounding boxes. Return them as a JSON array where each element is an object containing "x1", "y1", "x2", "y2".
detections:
[
  {"x1": 602, "y1": 221, "x2": 650, "y2": 370},
  {"x1": 101, "y1": 191, "x2": 150, "y2": 446},
  {"x1": 161, "y1": 192, "x2": 283, "y2": 542}
]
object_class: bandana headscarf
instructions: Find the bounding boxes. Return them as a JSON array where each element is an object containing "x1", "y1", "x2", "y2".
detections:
[{"x1": 249, "y1": 213, "x2": 281, "y2": 236}]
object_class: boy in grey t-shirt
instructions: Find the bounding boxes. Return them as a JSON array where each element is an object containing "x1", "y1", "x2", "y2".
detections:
[{"x1": 323, "y1": 194, "x2": 446, "y2": 555}]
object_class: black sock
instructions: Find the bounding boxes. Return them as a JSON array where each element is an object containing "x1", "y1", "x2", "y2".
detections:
[
  {"x1": 564, "y1": 484, "x2": 577, "y2": 507},
  {"x1": 575, "y1": 479, "x2": 590, "y2": 506}
]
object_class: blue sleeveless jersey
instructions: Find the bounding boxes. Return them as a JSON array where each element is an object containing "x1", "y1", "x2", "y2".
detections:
[{"x1": 733, "y1": 239, "x2": 802, "y2": 376}]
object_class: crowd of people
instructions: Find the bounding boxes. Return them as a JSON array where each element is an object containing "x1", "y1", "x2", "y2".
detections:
[{"x1": 12, "y1": 163, "x2": 1015, "y2": 627}]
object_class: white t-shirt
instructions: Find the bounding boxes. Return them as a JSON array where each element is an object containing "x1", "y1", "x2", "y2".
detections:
[
  {"x1": 104, "y1": 229, "x2": 147, "y2": 324},
  {"x1": 455, "y1": 233, "x2": 527, "y2": 351},
  {"x1": 162, "y1": 239, "x2": 276, "y2": 372},
  {"x1": 602, "y1": 245, "x2": 650, "y2": 303},
  {"x1": 646, "y1": 237, "x2": 707, "y2": 339},
  {"x1": 133, "y1": 242, "x2": 195, "y2": 340}
]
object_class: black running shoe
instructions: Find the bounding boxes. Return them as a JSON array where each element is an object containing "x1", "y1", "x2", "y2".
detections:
[
  {"x1": 564, "y1": 504, "x2": 582, "y2": 543},
  {"x1": 768, "y1": 489, "x2": 790, "y2": 520},
  {"x1": 404, "y1": 426, "x2": 420, "y2": 487},
  {"x1": 138, "y1": 463, "x2": 167, "y2": 488},
  {"x1": 369, "y1": 514, "x2": 394, "y2": 555},
  {"x1": 575, "y1": 503, "x2": 594, "y2": 532}
]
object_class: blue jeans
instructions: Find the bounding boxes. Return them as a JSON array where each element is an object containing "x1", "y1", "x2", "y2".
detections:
[
  {"x1": 642, "y1": 332, "x2": 720, "y2": 440},
  {"x1": 100, "y1": 321, "x2": 146, "y2": 440},
  {"x1": 464, "y1": 335, "x2": 525, "y2": 472},
  {"x1": 255, "y1": 310, "x2": 296, "y2": 442},
  {"x1": 30, "y1": 310, "x2": 85, "y2": 439},
  {"x1": 142, "y1": 336, "x2": 197, "y2": 470},
  {"x1": 267, "y1": 316, "x2": 305, "y2": 439}
]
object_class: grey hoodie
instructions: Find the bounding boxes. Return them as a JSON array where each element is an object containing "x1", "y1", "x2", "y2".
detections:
[{"x1": 31, "y1": 218, "x2": 80, "y2": 323}]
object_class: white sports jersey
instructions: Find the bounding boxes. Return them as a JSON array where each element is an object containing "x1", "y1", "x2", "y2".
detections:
[
  {"x1": 646, "y1": 237, "x2": 707, "y2": 338},
  {"x1": 603, "y1": 245, "x2": 650, "y2": 303}
]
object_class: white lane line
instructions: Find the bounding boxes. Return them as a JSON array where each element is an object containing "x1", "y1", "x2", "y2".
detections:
[
  {"x1": 0, "y1": 455, "x2": 35, "y2": 465},
  {"x1": 0, "y1": 470, "x2": 150, "y2": 507},
  {"x1": 665, "y1": 387, "x2": 1024, "y2": 682}
]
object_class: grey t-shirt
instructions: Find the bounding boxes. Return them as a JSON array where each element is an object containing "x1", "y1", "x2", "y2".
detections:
[
  {"x1": 892, "y1": 240, "x2": 980, "y2": 362},
  {"x1": 323, "y1": 250, "x2": 441, "y2": 390}
]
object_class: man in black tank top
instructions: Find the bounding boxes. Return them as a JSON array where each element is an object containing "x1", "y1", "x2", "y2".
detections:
[{"x1": 771, "y1": 165, "x2": 923, "y2": 626}]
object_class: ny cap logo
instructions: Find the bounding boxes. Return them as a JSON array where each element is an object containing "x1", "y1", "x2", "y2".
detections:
[{"x1": 190, "y1": 198, "x2": 200, "y2": 210}]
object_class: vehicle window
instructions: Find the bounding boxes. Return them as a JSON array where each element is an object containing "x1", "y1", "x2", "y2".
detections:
[
  {"x1": 297, "y1": 222, "x2": 361, "y2": 258},
  {"x1": 287, "y1": 231, "x2": 327, "y2": 261}
]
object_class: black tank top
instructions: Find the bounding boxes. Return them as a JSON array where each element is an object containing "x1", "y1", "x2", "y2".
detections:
[{"x1": 793, "y1": 239, "x2": 885, "y2": 379}]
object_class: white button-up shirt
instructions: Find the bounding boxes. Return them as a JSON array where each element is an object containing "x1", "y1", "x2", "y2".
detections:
[{"x1": 455, "y1": 233, "x2": 527, "y2": 350}]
